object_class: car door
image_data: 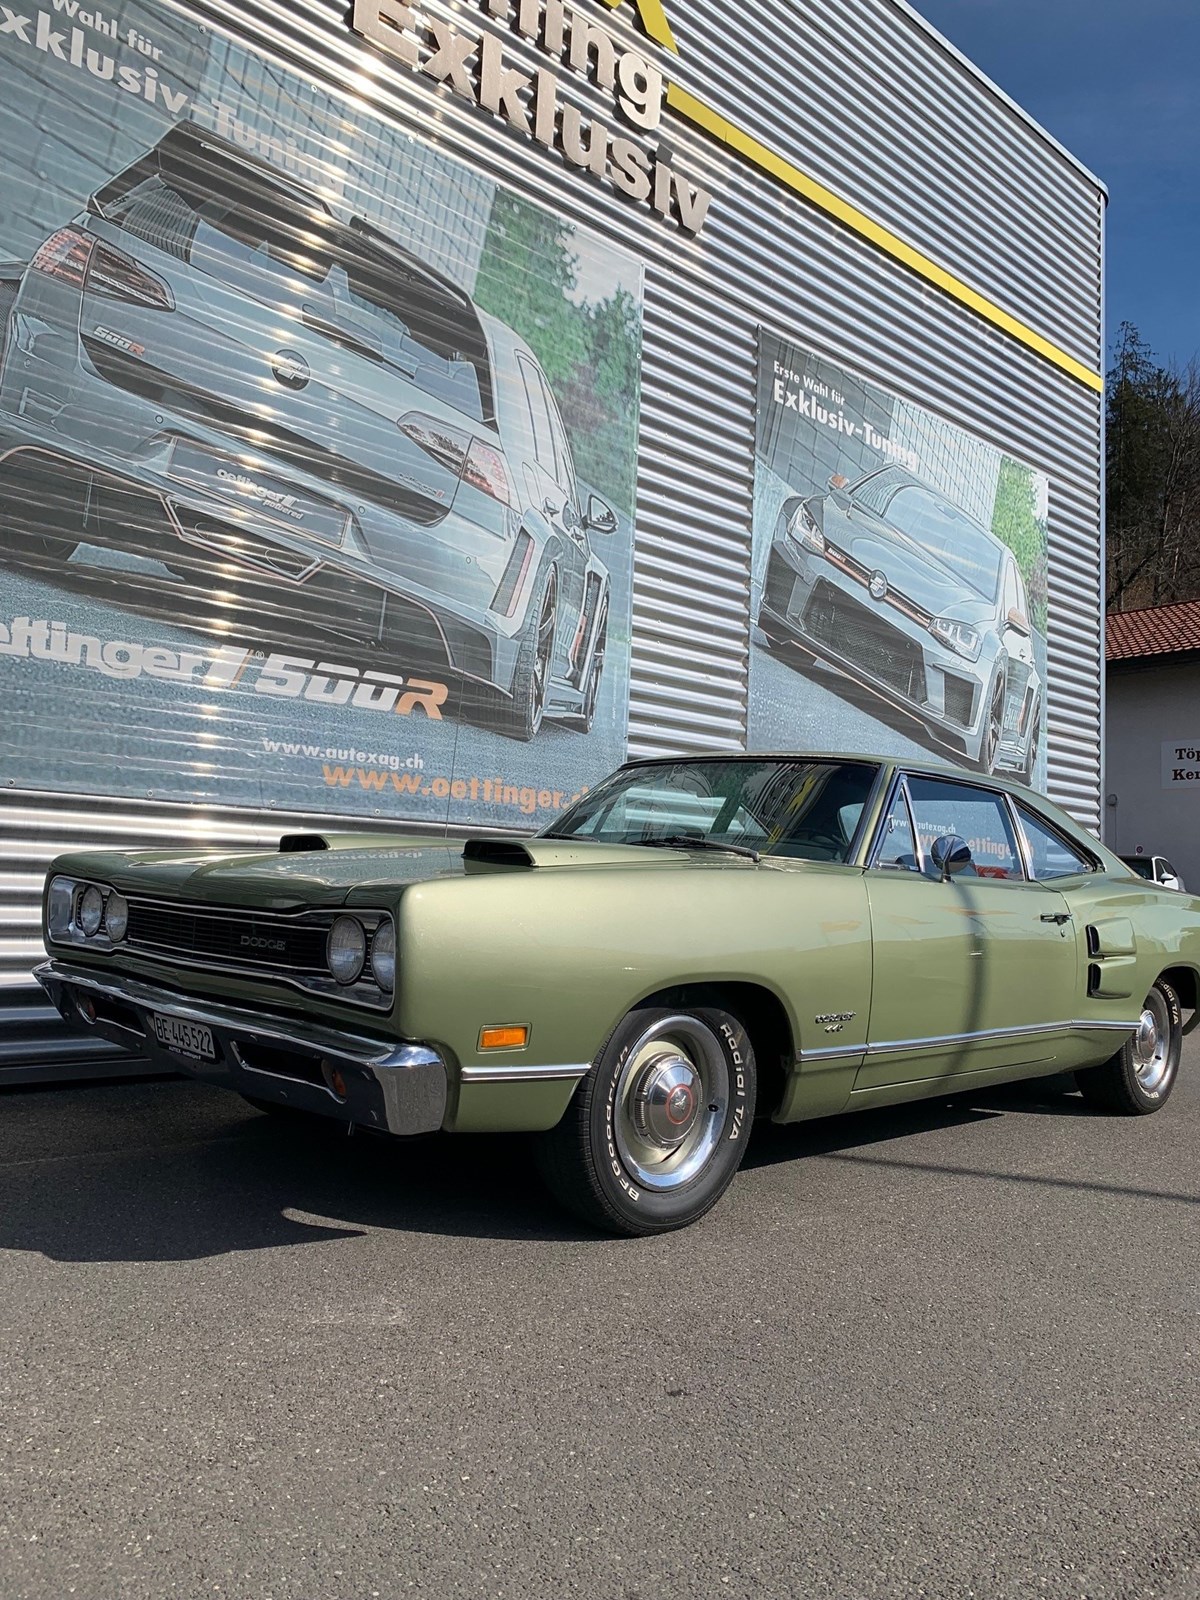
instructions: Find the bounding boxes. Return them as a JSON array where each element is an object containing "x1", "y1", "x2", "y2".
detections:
[{"x1": 856, "y1": 772, "x2": 1081, "y2": 1091}]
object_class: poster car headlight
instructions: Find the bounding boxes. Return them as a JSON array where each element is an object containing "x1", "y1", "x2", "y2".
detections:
[
  {"x1": 786, "y1": 502, "x2": 826, "y2": 555},
  {"x1": 929, "y1": 617, "x2": 983, "y2": 662}
]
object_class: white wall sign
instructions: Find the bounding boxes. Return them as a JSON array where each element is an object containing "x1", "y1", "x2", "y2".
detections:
[{"x1": 1161, "y1": 742, "x2": 1200, "y2": 788}]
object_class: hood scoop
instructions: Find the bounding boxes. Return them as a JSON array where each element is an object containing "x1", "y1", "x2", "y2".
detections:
[
  {"x1": 279, "y1": 833, "x2": 331, "y2": 853},
  {"x1": 462, "y1": 838, "x2": 534, "y2": 868}
]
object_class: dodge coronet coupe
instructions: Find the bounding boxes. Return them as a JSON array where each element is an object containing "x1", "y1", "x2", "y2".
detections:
[{"x1": 37, "y1": 754, "x2": 1196, "y2": 1234}]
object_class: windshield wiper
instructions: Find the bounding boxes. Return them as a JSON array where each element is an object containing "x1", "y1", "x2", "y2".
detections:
[{"x1": 634, "y1": 834, "x2": 761, "y2": 863}]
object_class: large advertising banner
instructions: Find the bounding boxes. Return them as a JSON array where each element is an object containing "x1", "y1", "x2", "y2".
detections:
[
  {"x1": 0, "y1": 0, "x2": 642, "y2": 828},
  {"x1": 752, "y1": 330, "x2": 1049, "y2": 789}
]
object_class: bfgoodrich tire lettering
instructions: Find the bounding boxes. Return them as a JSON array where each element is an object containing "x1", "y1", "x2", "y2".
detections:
[
  {"x1": 1075, "y1": 979, "x2": 1182, "y2": 1114},
  {"x1": 536, "y1": 1006, "x2": 757, "y2": 1236}
]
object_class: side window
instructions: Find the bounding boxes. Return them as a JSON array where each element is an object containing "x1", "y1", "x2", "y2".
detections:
[
  {"x1": 1016, "y1": 804, "x2": 1093, "y2": 881},
  {"x1": 875, "y1": 785, "x2": 921, "y2": 872},
  {"x1": 518, "y1": 356, "x2": 555, "y2": 475},
  {"x1": 906, "y1": 776, "x2": 1023, "y2": 880}
]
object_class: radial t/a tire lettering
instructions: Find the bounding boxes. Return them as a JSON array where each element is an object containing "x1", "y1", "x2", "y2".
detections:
[
  {"x1": 535, "y1": 1005, "x2": 757, "y2": 1236},
  {"x1": 1075, "y1": 979, "x2": 1182, "y2": 1114}
]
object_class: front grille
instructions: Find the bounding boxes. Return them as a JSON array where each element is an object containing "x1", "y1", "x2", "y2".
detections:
[
  {"x1": 126, "y1": 901, "x2": 329, "y2": 973},
  {"x1": 803, "y1": 580, "x2": 928, "y2": 704}
]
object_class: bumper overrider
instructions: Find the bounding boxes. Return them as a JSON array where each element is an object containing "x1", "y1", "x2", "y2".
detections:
[{"x1": 35, "y1": 961, "x2": 447, "y2": 1136}]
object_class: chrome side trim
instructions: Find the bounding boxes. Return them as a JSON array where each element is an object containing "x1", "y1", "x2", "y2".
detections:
[
  {"x1": 803, "y1": 1016, "x2": 1139, "y2": 1064},
  {"x1": 459, "y1": 1061, "x2": 589, "y2": 1085}
]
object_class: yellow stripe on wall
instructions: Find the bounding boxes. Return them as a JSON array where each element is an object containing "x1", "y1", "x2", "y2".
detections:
[{"x1": 664, "y1": 81, "x2": 1103, "y2": 394}]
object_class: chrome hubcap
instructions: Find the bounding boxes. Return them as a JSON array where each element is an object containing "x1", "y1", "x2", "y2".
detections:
[
  {"x1": 1133, "y1": 989, "x2": 1172, "y2": 1094},
  {"x1": 614, "y1": 1015, "x2": 728, "y2": 1191}
]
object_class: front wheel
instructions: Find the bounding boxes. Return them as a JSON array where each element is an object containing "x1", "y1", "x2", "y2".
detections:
[
  {"x1": 536, "y1": 1006, "x2": 757, "y2": 1235},
  {"x1": 1075, "y1": 979, "x2": 1182, "y2": 1114},
  {"x1": 976, "y1": 665, "x2": 1007, "y2": 774}
]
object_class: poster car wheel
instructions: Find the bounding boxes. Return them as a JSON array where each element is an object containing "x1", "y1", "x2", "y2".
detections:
[{"x1": 472, "y1": 564, "x2": 558, "y2": 742}]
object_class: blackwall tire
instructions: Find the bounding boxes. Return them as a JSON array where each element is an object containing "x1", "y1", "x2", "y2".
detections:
[
  {"x1": 535, "y1": 1006, "x2": 757, "y2": 1236},
  {"x1": 1075, "y1": 980, "x2": 1182, "y2": 1115}
]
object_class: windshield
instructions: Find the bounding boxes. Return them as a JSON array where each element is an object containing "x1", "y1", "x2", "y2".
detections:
[
  {"x1": 853, "y1": 470, "x2": 1002, "y2": 601},
  {"x1": 542, "y1": 760, "x2": 880, "y2": 862}
]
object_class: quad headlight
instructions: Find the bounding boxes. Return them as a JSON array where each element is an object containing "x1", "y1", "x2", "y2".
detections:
[
  {"x1": 327, "y1": 916, "x2": 368, "y2": 985},
  {"x1": 104, "y1": 891, "x2": 129, "y2": 942},
  {"x1": 370, "y1": 920, "x2": 396, "y2": 992},
  {"x1": 78, "y1": 884, "x2": 104, "y2": 938}
]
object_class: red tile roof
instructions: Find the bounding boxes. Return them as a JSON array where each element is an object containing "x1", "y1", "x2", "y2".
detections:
[{"x1": 1107, "y1": 600, "x2": 1200, "y2": 663}]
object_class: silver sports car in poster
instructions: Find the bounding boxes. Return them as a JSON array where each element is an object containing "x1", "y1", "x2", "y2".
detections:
[
  {"x1": 0, "y1": 122, "x2": 616, "y2": 740},
  {"x1": 757, "y1": 464, "x2": 1042, "y2": 777}
]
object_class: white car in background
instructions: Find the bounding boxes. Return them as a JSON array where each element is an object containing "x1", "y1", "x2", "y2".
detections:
[{"x1": 1120, "y1": 854, "x2": 1185, "y2": 892}]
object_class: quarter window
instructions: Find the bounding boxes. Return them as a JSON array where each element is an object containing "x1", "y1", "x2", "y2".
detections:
[
  {"x1": 1016, "y1": 804, "x2": 1092, "y2": 881},
  {"x1": 875, "y1": 785, "x2": 921, "y2": 872},
  {"x1": 518, "y1": 356, "x2": 556, "y2": 474},
  {"x1": 905, "y1": 775, "x2": 1023, "y2": 880}
]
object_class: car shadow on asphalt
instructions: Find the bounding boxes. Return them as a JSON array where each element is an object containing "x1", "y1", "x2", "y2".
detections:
[
  {"x1": 0, "y1": 1081, "x2": 605, "y2": 1260},
  {"x1": 1, "y1": 1074, "x2": 1192, "y2": 1265}
]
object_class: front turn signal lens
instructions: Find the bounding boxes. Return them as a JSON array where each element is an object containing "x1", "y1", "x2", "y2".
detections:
[{"x1": 479, "y1": 1024, "x2": 529, "y2": 1051}]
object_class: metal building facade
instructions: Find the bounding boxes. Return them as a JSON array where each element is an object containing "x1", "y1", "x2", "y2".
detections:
[{"x1": 0, "y1": 0, "x2": 1105, "y2": 1070}]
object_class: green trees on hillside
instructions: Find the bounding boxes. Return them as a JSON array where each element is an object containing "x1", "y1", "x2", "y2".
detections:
[
  {"x1": 1106, "y1": 322, "x2": 1200, "y2": 612},
  {"x1": 474, "y1": 192, "x2": 642, "y2": 517}
]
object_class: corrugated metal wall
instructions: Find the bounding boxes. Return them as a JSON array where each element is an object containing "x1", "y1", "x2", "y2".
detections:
[{"x1": 0, "y1": 0, "x2": 1105, "y2": 1062}]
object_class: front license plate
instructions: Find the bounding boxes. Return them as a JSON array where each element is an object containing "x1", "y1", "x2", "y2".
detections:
[{"x1": 151, "y1": 1012, "x2": 216, "y2": 1062}]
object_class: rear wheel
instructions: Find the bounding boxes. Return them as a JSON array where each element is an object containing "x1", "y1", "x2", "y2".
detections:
[
  {"x1": 1075, "y1": 979, "x2": 1182, "y2": 1114},
  {"x1": 568, "y1": 600, "x2": 607, "y2": 734},
  {"x1": 536, "y1": 1006, "x2": 756, "y2": 1235},
  {"x1": 477, "y1": 565, "x2": 557, "y2": 742}
]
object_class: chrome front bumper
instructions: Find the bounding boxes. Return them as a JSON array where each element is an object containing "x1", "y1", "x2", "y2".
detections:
[{"x1": 35, "y1": 960, "x2": 447, "y2": 1136}]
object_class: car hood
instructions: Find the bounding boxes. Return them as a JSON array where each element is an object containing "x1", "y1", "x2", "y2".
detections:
[
  {"x1": 50, "y1": 836, "x2": 748, "y2": 911},
  {"x1": 823, "y1": 503, "x2": 996, "y2": 619}
]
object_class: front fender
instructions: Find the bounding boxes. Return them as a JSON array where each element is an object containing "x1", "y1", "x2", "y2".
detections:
[{"x1": 395, "y1": 863, "x2": 873, "y2": 1132}]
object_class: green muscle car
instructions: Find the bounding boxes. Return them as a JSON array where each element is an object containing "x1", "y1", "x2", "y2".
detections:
[{"x1": 37, "y1": 755, "x2": 1196, "y2": 1234}]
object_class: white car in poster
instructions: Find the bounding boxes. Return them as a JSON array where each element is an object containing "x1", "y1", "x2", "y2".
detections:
[
  {"x1": 757, "y1": 464, "x2": 1043, "y2": 778},
  {"x1": 0, "y1": 122, "x2": 618, "y2": 741}
]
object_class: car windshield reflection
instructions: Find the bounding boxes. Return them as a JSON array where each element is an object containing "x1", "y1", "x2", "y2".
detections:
[{"x1": 541, "y1": 759, "x2": 880, "y2": 862}]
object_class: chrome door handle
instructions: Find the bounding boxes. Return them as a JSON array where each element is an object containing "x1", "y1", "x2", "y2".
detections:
[{"x1": 1040, "y1": 912, "x2": 1072, "y2": 924}]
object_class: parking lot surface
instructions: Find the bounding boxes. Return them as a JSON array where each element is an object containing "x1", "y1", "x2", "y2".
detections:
[{"x1": 1, "y1": 1045, "x2": 1197, "y2": 1600}]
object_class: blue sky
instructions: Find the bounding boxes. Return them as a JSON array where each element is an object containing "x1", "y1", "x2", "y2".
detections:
[{"x1": 913, "y1": 0, "x2": 1200, "y2": 372}]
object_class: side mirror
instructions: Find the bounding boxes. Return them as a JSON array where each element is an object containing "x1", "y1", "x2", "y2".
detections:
[
  {"x1": 828, "y1": 473, "x2": 849, "y2": 491},
  {"x1": 583, "y1": 493, "x2": 619, "y2": 535},
  {"x1": 930, "y1": 834, "x2": 973, "y2": 882},
  {"x1": 1005, "y1": 606, "x2": 1031, "y2": 637}
]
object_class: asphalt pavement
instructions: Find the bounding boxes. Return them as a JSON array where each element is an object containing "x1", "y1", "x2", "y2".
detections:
[{"x1": 1, "y1": 1044, "x2": 1197, "y2": 1600}]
